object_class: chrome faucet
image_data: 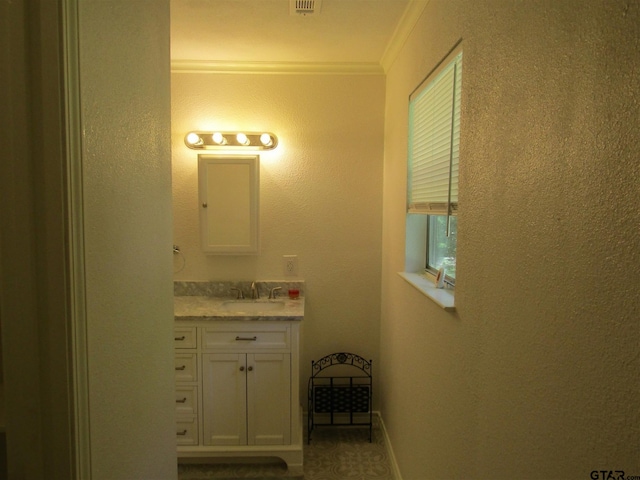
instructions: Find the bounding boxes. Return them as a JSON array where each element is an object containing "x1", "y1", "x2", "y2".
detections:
[
  {"x1": 250, "y1": 281, "x2": 260, "y2": 299},
  {"x1": 268, "y1": 286, "x2": 282, "y2": 299},
  {"x1": 230, "y1": 287, "x2": 244, "y2": 299}
]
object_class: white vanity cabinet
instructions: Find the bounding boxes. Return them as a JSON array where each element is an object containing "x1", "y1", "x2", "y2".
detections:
[
  {"x1": 202, "y1": 353, "x2": 290, "y2": 446},
  {"x1": 174, "y1": 320, "x2": 302, "y2": 475}
]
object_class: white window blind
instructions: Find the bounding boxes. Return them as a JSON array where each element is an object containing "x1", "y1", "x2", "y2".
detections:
[{"x1": 408, "y1": 51, "x2": 462, "y2": 215}]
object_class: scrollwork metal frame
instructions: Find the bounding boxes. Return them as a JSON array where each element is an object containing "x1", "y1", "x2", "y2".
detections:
[
  {"x1": 308, "y1": 352, "x2": 373, "y2": 443},
  {"x1": 310, "y1": 352, "x2": 372, "y2": 377}
]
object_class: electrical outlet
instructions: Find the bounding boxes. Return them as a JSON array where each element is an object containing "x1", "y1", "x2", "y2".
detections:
[{"x1": 283, "y1": 255, "x2": 298, "y2": 277}]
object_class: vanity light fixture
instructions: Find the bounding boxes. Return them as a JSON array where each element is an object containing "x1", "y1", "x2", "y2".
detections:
[{"x1": 184, "y1": 131, "x2": 278, "y2": 150}]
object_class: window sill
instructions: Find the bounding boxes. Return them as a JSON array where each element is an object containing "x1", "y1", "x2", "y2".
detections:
[{"x1": 398, "y1": 272, "x2": 456, "y2": 312}]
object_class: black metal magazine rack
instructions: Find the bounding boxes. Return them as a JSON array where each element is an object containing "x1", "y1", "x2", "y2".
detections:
[{"x1": 307, "y1": 352, "x2": 372, "y2": 443}]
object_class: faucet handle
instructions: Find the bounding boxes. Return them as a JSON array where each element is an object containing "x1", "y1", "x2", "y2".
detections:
[
  {"x1": 268, "y1": 286, "x2": 282, "y2": 299},
  {"x1": 230, "y1": 287, "x2": 244, "y2": 299}
]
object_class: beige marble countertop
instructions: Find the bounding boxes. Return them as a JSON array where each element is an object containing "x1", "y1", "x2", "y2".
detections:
[{"x1": 174, "y1": 295, "x2": 304, "y2": 322}]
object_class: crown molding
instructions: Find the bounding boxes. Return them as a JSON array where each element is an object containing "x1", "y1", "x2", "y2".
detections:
[
  {"x1": 380, "y1": 0, "x2": 429, "y2": 73},
  {"x1": 171, "y1": 60, "x2": 384, "y2": 75},
  {"x1": 171, "y1": 0, "x2": 428, "y2": 76}
]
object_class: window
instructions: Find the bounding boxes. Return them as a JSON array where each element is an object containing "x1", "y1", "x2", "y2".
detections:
[
  {"x1": 427, "y1": 215, "x2": 457, "y2": 280},
  {"x1": 407, "y1": 47, "x2": 462, "y2": 285}
]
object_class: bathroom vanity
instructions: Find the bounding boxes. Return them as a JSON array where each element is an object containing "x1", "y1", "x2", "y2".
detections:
[{"x1": 173, "y1": 286, "x2": 304, "y2": 475}]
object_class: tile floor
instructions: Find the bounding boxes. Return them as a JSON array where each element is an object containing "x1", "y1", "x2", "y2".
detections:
[{"x1": 178, "y1": 418, "x2": 394, "y2": 480}]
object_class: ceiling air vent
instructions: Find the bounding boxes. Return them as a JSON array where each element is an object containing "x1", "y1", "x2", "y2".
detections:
[{"x1": 290, "y1": 0, "x2": 322, "y2": 16}]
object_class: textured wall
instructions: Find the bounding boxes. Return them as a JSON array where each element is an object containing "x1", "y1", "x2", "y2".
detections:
[
  {"x1": 79, "y1": 1, "x2": 177, "y2": 478},
  {"x1": 171, "y1": 72, "x2": 385, "y2": 403},
  {"x1": 381, "y1": 0, "x2": 640, "y2": 479}
]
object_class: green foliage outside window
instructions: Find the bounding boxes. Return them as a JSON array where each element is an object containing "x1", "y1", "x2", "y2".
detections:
[{"x1": 428, "y1": 216, "x2": 457, "y2": 280}]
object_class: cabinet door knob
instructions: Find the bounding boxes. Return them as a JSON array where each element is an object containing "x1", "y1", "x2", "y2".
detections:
[
  {"x1": 239, "y1": 366, "x2": 245, "y2": 372},
  {"x1": 248, "y1": 366, "x2": 253, "y2": 372},
  {"x1": 175, "y1": 365, "x2": 186, "y2": 371},
  {"x1": 176, "y1": 397, "x2": 187, "y2": 403},
  {"x1": 174, "y1": 336, "x2": 186, "y2": 341},
  {"x1": 177, "y1": 430, "x2": 188, "y2": 436}
]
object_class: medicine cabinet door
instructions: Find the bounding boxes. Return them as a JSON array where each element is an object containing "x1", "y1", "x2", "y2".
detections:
[{"x1": 198, "y1": 154, "x2": 259, "y2": 254}]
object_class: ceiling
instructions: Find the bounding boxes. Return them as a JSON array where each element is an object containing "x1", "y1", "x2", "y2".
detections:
[{"x1": 170, "y1": 0, "x2": 421, "y2": 72}]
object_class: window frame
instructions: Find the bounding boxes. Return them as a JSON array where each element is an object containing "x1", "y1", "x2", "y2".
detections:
[{"x1": 403, "y1": 43, "x2": 462, "y2": 301}]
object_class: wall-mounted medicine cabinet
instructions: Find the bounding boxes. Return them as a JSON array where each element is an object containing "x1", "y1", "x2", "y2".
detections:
[{"x1": 198, "y1": 154, "x2": 259, "y2": 254}]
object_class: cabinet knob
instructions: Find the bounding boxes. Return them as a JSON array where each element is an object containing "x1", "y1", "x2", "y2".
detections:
[
  {"x1": 202, "y1": 202, "x2": 208, "y2": 208},
  {"x1": 176, "y1": 397, "x2": 187, "y2": 404},
  {"x1": 175, "y1": 365, "x2": 186, "y2": 371},
  {"x1": 239, "y1": 366, "x2": 245, "y2": 372},
  {"x1": 177, "y1": 430, "x2": 188, "y2": 436},
  {"x1": 248, "y1": 366, "x2": 253, "y2": 372},
  {"x1": 174, "y1": 336, "x2": 186, "y2": 341}
]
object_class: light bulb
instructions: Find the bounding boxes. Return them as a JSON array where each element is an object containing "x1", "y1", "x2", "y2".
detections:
[
  {"x1": 236, "y1": 133, "x2": 249, "y2": 145},
  {"x1": 212, "y1": 132, "x2": 225, "y2": 145},
  {"x1": 186, "y1": 132, "x2": 202, "y2": 145},
  {"x1": 259, "y1": 133, "x2": 273, "y2": 146}
]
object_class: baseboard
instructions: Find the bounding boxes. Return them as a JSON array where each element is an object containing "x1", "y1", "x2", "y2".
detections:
[{"x1": 377, "y1": 413, "x2": 403, "y2": 480}]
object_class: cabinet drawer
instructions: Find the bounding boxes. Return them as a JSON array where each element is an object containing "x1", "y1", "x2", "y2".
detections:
[
  {"x1": 175, "y1": 386, "x2": 198, "y2": 415},
  {"x1": 175, "y1": 353, "x2": 197, "y2": 382},
  {"x1": 174, "y1": 327, "x2": 197, "y2": 349},
  {"x1": 176, "y1": 415, "x2": 199, "y2": 446},
  {"x1": 202, "y1": 325, "x2": 290, "y2": 351}
]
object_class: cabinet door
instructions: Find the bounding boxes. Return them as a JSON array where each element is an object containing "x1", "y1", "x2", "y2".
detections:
[
  {"x1": 202, "y1": 353, "x2": 247, "y2": 446},
  {"x1": 198, "y1": 154, "x2": 259, "y2": 254},
  {"x1": 247, "y1": 353, "x2": 291, "y2": 446}
]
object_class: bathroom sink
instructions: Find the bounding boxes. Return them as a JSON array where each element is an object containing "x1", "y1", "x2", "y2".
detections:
[{"x1": 220, "y1": 300, "x2": 286, "y2": 313}]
